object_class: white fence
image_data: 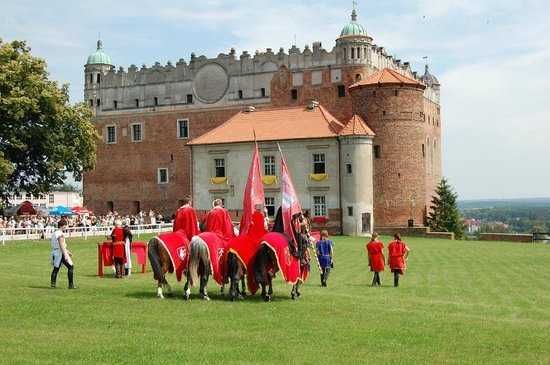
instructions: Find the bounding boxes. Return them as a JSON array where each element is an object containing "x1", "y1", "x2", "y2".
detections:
[{"x1": 0, "y1": 223, "x2": 174, "y2": 245}]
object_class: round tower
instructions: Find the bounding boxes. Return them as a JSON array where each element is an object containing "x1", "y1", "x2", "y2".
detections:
[
  {"x1": 349, "y1": 68, "x2": 427, "y2": 228},
  {"x1": 84, "y1": 40, "x2": 114, "y2": 111},
  {"x1": 339, "y1": 115, "x2": 375, "y2": 236}
]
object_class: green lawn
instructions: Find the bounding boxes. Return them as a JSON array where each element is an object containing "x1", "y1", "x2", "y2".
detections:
[{"x1": 1, "y1": 235, "x2": 550, "y2": 364}]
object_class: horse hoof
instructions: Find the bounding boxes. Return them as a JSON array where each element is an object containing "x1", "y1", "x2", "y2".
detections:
[
  {"x1": 158, "y1": 294, "x2": 165, "y2": 299},
  {"x1": 230, "y1": 296, "x2": 236, "y2": 302},
  {"x1": 202, "y1": 295, "x2": 211, "y2": 301},
  {"x1": 264, "y1": 295, "x2": 271, "y2": 302},
  {"x1": 238, "y1": 294, "x2": 244, "y2": 300}
]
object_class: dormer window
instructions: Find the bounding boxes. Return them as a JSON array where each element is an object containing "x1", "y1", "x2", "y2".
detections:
[{"x1": 113, "y1": 100, "x2": 118, "y2": 110}]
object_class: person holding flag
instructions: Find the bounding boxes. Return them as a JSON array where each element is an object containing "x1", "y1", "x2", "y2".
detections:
[{"x1": 173, "y1": 196, "x2": 200, "y2": 240}]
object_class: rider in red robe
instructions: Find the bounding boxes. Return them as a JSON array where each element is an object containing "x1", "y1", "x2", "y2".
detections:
[
  {"x1": 387, "y1": 233, "x2": 410, "y2": 287},
  {"x1": 204, "y1": 199, "x2": 235, "y2": 241},
  {"x1": 173, "y1": 196, "x2": 200, "y2": 240},
  {"x1": 366, "y1": 232, "x2": 385, "y2": 287}
]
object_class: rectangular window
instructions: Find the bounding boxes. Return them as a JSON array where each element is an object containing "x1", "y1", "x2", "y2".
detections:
[
  {"x1": 394, "y1": 90, "x2": 399, "y2": 96},
  {"x1": 96, "y1": 99, "x2": 101, "y2": 107},
  {"x1": 337, "y1": 85, "x2": 346, "y2": 97},
  {"x1": 186, "y1": 94, "x2": 193, "y2": 104},
  {"x1": 49, "y1": 194, "x2": 54, "y2": 204},
  {"x1": 113, "y1": 100, "x2": 118, "y2": 110},
  {"x1": 89, "y1": 99, "x2": 93, "y2": 107},
  {"x1": 261, "y1": 88, "x2": 266, "y2": 97},
  {"x1": 362, "y1": 212, "x2": 372, "y2": 233},
  {"x1": 357, "y1": 47, "x2": 361, "y2": 58},
  {"x1": 346, "y1": 163, "x2": 352, "y2": 174},
  {"x1": 131, "y1": 123, "x2": 143, "y2": 142},
  {"x1": 351, "y1": 48, "x2": 355, "y2": 59},
  {"x1": 422, "y1": 144, "x2": 425, "y2": 158},
  {"x1": 135, "y1": 99, "x2": 139, "y2": 108},
  {"x1": 214, "y1": 159, "x2": 225, "y2": 178},
  {"x1": 291, "y1": 89, "x2": 298, "y2": 100},
  {"x1": 313, "y1": 196, "x2": 327, "y2": 217},
  {"x1": 106, "y1": 126, "x2": 116, "y2": 144},
  {"x1": 263, "y1": 155, "x2": 276, "y2": 176},
  {"x1": 107, "y1": 201, "x2": 114, "y2": 213},
  {"x1": 265, "y1": 197, "x2": 275, "y2": 217},
  {"x1": 347, "y1": 206, "x2": 354, "y2": 217},
  {"x1": 158, "y1": 168, "x2": 169, "y2": 184},
  {"x1": 154, "y1": 97, "x2": 159, "y2": 106},
  {"x1": 238, "y1": 90, "x2": 243, "y2": 99},
  {"x1": 313, "y1": 153, "x2": 326, "y2": 174},
  {"x1": 177, "y1": 119, "x2": 189, "y2": 139},
  {"x1": 374, "y1": 145, "x2": 381, "y2": 159},
  {"x1": 96, "y1": 74, "x2": 101, "y2": 83},
  {"x1": 89, "y1": 74, "x2": 93, "y2": 84}
]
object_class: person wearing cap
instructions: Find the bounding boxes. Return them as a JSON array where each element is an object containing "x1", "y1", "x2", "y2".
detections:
[
  {"x1": 50, "y1": 219, "x2": 75, "y2": 289},
  {"x1": 387, "y1": 233, "x2": 410, "y2": 287},
  {"x1": 366, "y1": 232, "x2": 385, "y2": 287},
  {"x1": 110, "y1": 220, "x2": 126, "y2": 278}
]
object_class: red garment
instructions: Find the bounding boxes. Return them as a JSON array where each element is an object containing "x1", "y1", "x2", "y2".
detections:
[
  {"x1": 156, "y1": 231, "x2": 190, "y2": 282},
  {"x1": 173, "y1": 205, "x2": 200, "y2": 240},
  {"x1": 224, "y1": 232, "x2": 263, "y2": 292},
  {"x1": 205, "y1": 207, "x2": 235, "y2": 241},
  {"x1": 111, "y1": 227, "x2": 126, "y2": 260},
  {"x1": 238, "y1": 143, "x2": 265, "y2": 236},
  {"x1": 388, "y1": 240, "x2": 409, "y2": 274},
  {"x1": 260, "y1": 232, "x2": 301, "y2": 288},
  {"x1": 366, "y1": 240, "x2": 385, "y2": 272},
  {"x1": 249, "y1": 211, "x2": 267, "y2": 241},
  {"x1": 196, "y1": 232, "x2": 228, "y2": 286}
]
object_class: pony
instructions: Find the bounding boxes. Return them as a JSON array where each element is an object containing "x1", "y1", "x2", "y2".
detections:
[{"x1": 224, "y1": 251, "x2": 247, "y2": 301}]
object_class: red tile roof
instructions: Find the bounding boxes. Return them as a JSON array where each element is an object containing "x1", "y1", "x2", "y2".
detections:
[
  {"x1": 188, "y1": 104, "x2": 373, "y2": 145},
  {"x1": 339, "y1": 114, "x2": 375, "y2": 137},
  {"x1": 349, "y1": 68, "x2": 425, "y2": 90}
]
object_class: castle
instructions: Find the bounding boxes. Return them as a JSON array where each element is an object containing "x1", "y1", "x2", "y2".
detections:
[{"x1": 83, "y1": 8, "x2": 442, "y2": 234}]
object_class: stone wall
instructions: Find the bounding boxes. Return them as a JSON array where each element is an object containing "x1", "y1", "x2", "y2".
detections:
[
  {"x1": 376, "y1": 226, "x2": 455, "y2": 240},
  {"x1": 479, "y1": 233, "x2": 533, "y2": 243}
]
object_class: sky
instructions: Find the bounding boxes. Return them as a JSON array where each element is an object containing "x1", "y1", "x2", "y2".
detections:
[{"x1": 1, "y1": 0, "x2": 549, "y2": 200}]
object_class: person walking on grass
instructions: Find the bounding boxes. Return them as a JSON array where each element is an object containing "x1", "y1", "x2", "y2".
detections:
[
  {"x1": 316, "y1": 230, "x2": 333, "y2": 287},
  {"x1": 366, "y1": 232, "x2": 385, "y2": 287},
  {"x1": 387, "y1": 233, "x2": 410, "y2": 287},
  {"x1": 50, "y1": 219, "x2": 75, "y2": 289}
]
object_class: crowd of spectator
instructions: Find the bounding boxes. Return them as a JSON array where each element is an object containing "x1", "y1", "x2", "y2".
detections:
[{"x1": 0, "y1": 210, "x2": 172, "y2": 237}]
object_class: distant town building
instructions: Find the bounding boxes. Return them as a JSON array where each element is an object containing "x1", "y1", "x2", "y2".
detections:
[
  {"x1": 8, "y1": 191, "x2": 83, "y2": 209},
  {"x1": 83, "y1": 7, "x2": 442, "y2": 233}
]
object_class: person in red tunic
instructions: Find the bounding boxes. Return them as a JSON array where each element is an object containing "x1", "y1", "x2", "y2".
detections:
[
  {"x1": 110, "y1": 220, "x2": 126, "y2": 278},
  {"x1": 387, "y1": 233, "x2": 410, "y2": 287},
  {"x1": 248, "y1": 204, "x2": 267, "y2": 242},
  {"x1": 204, "y1": 199, "x2": 235, "y2": 241},
  {"x1": 173, "y1": 196, "x2": 200, "y2": 240},
  {"x1": 366, "y1": 232, "x2": 385, "y2": 287}
]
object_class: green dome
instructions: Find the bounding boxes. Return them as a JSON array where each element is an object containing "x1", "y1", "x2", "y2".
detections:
[
  {"x1": 86, "y1": 40, "x2": 112, "y2": 65},
  {"x1": 340, "y1": 9, "x2": 367, "y2": 37}
]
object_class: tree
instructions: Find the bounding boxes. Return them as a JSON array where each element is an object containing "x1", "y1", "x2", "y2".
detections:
[
  {"x1": 427, "y1": 178, "x2": 464, "y2": 239},
  {"x1": 0, "y1": 39, "x2": 97, "y2": 201}
]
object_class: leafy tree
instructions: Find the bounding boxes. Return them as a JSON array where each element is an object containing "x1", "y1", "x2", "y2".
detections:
[
  {"x1": 53, "y1": 183, "x2": 81, "y2": 193},
  {"x1": 427, "y1": 178, "x2": 464, "y2": 239},
  {"x1": 0, "y1": 39, "x2": 97, "y2": 201}
]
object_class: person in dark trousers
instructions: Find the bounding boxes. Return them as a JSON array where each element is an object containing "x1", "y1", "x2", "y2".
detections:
[
  {"x1": 50, "y1": 219, "x2": 75, "y2": 289},
  {"x1": 366, "y1": 232, "x2": 385, "y2": 287},
  {"x1": 387, "y1": 233, "x2": 410, "y2": 287},
  {"x1": 315, "y1": 230, "x2": 333, "y2": 287}
]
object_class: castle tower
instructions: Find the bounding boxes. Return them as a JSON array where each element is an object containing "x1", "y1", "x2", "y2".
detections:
[
  {"x1": 339, "y1": 115, "x2": 375, "y2": 236},
  {"x1": 84, "y1": 40, "x2": 114, "y2": 112},
  {"x1": 335, "y1": 7, "x2": 373, "y2": 66},
  {"x1": 349, "y1": 68, "x2": 428, "y2": 228}
]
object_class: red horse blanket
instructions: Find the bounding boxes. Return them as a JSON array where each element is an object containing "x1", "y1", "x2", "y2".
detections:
[
  {"x1": 157, "y1": 230, "x2": 190, "y2": 282},
  {"x1": 197, "y1": 232, "x2": 228, "y2": 286},
  {"x1": 261, "y1": 232, "x2": 302, "y2": 285}
]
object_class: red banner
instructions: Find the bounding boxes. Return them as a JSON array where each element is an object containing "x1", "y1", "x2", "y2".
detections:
[
  {"x1": 279, "y1": 146, "x2": 302, "y2": 247},
  {"x1": 239, "y1": 143, "x2": 265, "y2": 236}
]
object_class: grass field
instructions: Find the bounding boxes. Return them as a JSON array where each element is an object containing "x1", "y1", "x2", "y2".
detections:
[{"x1": 1, "y1": 235, "x2": 550, "y2": 364}]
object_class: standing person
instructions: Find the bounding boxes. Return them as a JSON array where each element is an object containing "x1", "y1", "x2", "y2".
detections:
[
  {"x1": 173, "y1": 196, "x2": 200, "y2": 240},
  {"x1": 316, "y1": 230, "x2": 333, "y2": 287},
  {"x1": 50, "y1": 219, "x2": 75, "y2": 289},
  {"x1": 387, "y1": 233, "x2": 410, "y2": 287},
  {"x1": 204, "y1": 199, "x2": 235, "y2": 241},
  {"x1": 110, "y1": 220, "x2": 126, "y2": 278},
  {"x1": 366, "y1": 233, "x2": 385, "y2": 287},
  {"x1": 123, "y1": 224, "x2": 133, "y2": 276}
]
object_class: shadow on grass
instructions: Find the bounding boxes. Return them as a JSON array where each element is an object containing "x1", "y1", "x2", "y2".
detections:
[
  {"x1": 27, "y1": 285, "x2": 54, "y2": 290},
  {"x1": 125, "y1": 290, "x2": 295, "y2": 303}
]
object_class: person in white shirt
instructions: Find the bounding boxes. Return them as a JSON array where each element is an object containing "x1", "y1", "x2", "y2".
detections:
[{"x1": 50, "y1": 219, "x2": 75, "y2": 289}]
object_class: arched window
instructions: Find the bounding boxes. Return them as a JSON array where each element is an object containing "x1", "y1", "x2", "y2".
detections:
[
  {"x1": 344, "y1": 48, "x2": 347, "y2": 61},
  {"x1": 432, "y1": 139, "x2": 436, "y2": 175},
  {"x1": 426, "y1": 138, "x2": 431, "y2": 173}
]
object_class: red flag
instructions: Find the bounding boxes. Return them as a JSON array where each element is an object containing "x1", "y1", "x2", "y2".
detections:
[
  {"x1": 279, "y1": 144, "x2": 302, "y2": 246},
  {"x1": 239, "y1": 142, "x2": 265, "y2": 236}
]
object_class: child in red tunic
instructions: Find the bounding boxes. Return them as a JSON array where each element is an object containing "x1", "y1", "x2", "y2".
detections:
[
  {"x1": 366, "y1": 232, "x2": 385, "y2": 287},
  {"x1": 110, "y1": 221, "x2": 126, "y2": 278},
  {"x1": 387, "y1": 233, "x2": 410, "y2": 287}
]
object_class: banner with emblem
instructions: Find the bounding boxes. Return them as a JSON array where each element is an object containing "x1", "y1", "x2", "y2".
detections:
[
  {"x1": 196, "y1": 232, "x2": 228, "y2": 286},
  {"x1": 278, "y1": 143, "x2": 302, "y2": 249},
  {"x1": 156, "y1": 231, "x2": 190, "y2": 282}
]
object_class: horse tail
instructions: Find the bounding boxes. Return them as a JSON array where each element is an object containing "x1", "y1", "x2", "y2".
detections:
[
  {"x1": 188, "y1": 235, "x2": 210, "y2": 287},
  {"x1": 148, "y1": 237, "x2": 166, "y2": 284}
]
